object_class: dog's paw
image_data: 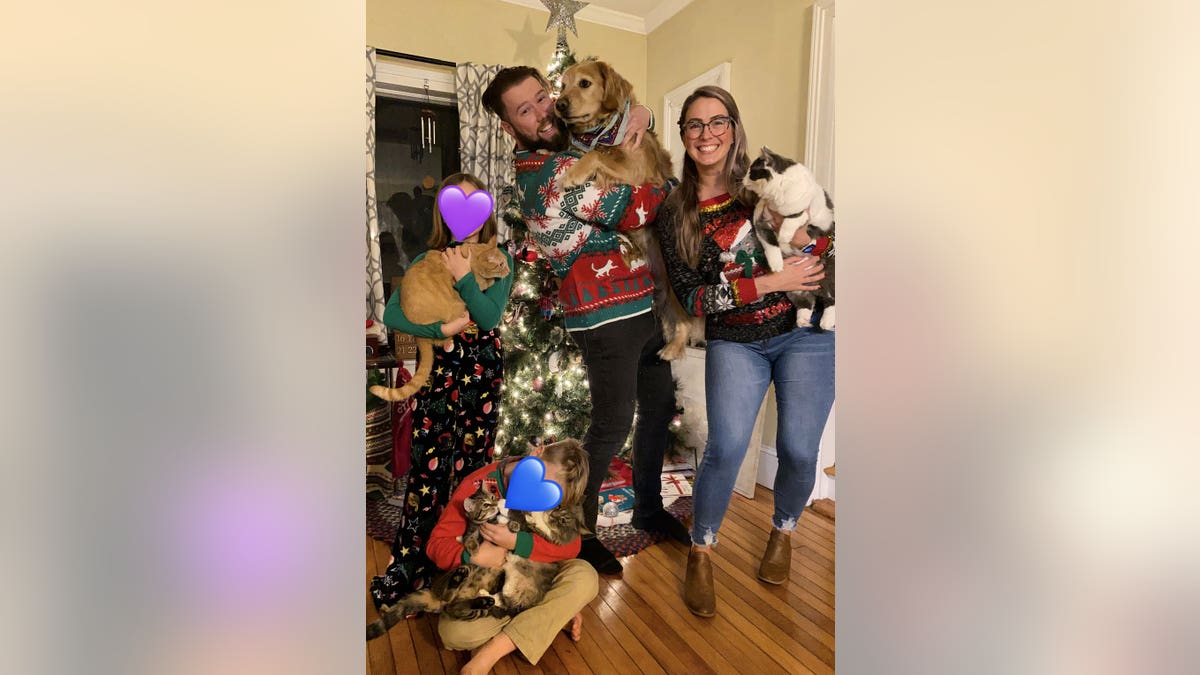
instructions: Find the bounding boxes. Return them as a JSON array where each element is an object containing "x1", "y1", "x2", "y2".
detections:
[
  {"x1": 796, "y1": 307, "x2": 814, "y2": 327},
  {"x1": 657, "y1": 342, "x2": 686, "y2": 361},
  {"x1": 818, "y1": 305, "x2": 836, "y2": 330},
  {"x1": 559, "y1": 165, "x2": 589, "y2": 189}
]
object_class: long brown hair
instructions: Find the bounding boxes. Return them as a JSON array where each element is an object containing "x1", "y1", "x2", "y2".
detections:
[
  {"x1": 427, "y1": 172, "x2": 498, "y2": 250},
  {"x1": 664, "y1": 86, "x2": 753, "y2": 267}
]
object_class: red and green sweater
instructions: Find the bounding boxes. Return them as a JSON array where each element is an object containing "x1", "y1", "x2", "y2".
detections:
[
  {"x1": 512, "y1": 148, "x2": 671, "y2": 331},
  {"x1": 425, "y1": 459, "x2": 581, "y2": 570}
]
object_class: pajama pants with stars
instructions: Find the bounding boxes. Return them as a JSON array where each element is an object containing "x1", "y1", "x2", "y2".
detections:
[{"x1": 369, "y1": 326, "x2": 504, "y2": 610}]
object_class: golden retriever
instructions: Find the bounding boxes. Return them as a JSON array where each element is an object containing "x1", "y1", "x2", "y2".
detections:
[
  {"x1": 556, "y1": 60, "x2": 673, "y2": 190},
  {"x1": 555, "y1": 60, "x2": 702, "y2": 361}
]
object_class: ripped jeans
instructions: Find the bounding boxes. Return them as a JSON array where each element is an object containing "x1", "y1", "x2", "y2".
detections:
[{"x1": 691, "y1": 327, "x2": 835, "y2": 547}]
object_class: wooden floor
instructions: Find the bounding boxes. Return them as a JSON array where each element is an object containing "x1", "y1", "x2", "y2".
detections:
[{"x1": 366, "y1": 487, "x2": 834, "y2": 675}]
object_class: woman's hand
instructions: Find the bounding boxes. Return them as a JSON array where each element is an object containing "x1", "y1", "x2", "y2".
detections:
[
  {"x1": 441, "y1": 247, "x2": 472, "y2": 282},
  {"x1": 470, "y1": 541, "x2": 507, "y2": 568},
  {"x1": 756, "y1": 256, "x2": 825, "y2": 295},
  {"x1": 622, "y1": 104, "x2": 652, "y2": 151},
  {"x1": 441, "y1": 312, "x2": 471, "y2": 337},
  {"x1": 479, "y1": 522, "x2": 518, "y2": 550}
]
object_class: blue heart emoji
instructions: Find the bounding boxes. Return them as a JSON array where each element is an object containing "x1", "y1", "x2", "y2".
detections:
[{"x1": 505, "y1": 456, "x2": 563, "y2": 512}]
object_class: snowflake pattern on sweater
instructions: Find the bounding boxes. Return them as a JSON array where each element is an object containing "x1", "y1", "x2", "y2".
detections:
[{"x1": 513, "y1": 148, "x2": 670, "y2": 331}]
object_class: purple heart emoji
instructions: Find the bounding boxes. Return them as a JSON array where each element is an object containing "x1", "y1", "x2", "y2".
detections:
[
  {"x1": 437, "y1": 184, "x2": 494, "y2": 242},
  {"x1": 505, "y1": 456, "x2": 563, "y2": 512}
]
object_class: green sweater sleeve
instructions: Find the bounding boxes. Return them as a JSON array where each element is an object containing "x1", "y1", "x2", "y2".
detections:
[
  {"x1": 453, "y1": 250, "x2": 514, "y2": 332},
  {"x1": 381, "y1": 253, "x2": 445, "y2": 339}
]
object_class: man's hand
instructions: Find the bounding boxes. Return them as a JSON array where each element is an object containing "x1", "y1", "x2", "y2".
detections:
[
  {"x1": 441, "y1": 247, "x2": 473, "y2": 282},
  {"x1": 441, "y1": 312, "x2": 471, "y2": 337},
  {"x1": 470, "y1": 541, "x2": 508, "y2": 568},
  {"x1": 622, "y1": 104, "x2": 652, "y2": 151},
  {"x1": 479, "y1": 522, "x2": 518, "y2": 550}
]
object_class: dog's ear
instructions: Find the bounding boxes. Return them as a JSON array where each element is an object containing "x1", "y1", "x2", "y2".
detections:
[{"x1": 599, "y1": 62, "x2": 633, "y2": 113}]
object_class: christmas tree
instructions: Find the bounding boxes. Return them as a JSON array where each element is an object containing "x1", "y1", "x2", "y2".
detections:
[{"x1": 545, "y1": 32, "x2": 578, "y2": 96}]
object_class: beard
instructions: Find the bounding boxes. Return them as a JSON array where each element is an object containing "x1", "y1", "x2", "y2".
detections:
[{"x1": 515, "y1": 116, "x2": 569, "y2": 153}]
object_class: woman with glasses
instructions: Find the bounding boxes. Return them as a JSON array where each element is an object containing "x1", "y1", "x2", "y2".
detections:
[{"x1": 657, "y1": 86, "x2": 834, "y2": 617}]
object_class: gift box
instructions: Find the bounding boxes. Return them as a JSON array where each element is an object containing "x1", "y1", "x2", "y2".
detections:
[
  {"x1": 598, "y1": 486, "x2": 635, "y2": 512},
  {"x1": 660, "y1": 472, "x2": 693, "y2": 497}
]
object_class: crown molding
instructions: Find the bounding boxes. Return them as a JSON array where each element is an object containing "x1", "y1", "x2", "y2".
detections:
[{"x1": 644, "y1": 0, "x2": 693, "y2": 33}]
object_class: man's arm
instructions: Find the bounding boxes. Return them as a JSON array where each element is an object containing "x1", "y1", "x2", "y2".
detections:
[{"x1": 560, "y1": 179, "x2": 671, "y2": 234}]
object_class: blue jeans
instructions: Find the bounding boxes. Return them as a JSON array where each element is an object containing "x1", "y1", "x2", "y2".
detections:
[{"x1": 691, "y1": 327, "x2": 835, "y2": 546}]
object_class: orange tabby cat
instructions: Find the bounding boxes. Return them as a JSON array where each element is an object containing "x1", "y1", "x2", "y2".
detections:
[{"x1": 369, "y1": 236, "x2": 510, "y2": 402}]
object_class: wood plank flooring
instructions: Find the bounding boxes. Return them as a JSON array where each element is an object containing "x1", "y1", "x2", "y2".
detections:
[{"x1": 366, "y1": 487, "x2": 834, "y2": 674}]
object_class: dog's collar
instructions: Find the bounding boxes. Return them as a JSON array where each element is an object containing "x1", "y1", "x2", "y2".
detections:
[{"x1": 570, "y1": 99, "x2": 632, "y2": 153}]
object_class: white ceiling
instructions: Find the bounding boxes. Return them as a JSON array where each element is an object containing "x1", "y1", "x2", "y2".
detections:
[{"x1": 496, "y1": 0, "x2": 694, "y2": 35}]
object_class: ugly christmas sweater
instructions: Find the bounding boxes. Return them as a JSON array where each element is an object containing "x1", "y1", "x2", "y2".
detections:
[
  {"x1": 658, "y1": 193, "x2": 798, "y2": 343},
  {"x1": 512, "y1": 148, "x2": 670, "y2": 331}
]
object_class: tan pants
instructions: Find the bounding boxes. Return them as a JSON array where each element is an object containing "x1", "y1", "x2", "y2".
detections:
[{"x1": 438, "y1": 559, "x2": 598, "y2": 665}]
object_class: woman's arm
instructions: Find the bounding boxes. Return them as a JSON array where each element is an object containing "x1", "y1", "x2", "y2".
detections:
[{"x1": 657, "y1": 206, "x2": 760, "y2": 316}]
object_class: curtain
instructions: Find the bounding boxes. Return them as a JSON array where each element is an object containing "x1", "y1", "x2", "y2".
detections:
[
  {"x1": 455, "y1": 63, "x2": 515, "y2": 242},
  {"x1": 365, "y1": 47, "x2": 387, "y2": 323}
]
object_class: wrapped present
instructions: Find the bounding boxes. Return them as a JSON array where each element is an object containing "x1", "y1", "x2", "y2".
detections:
[
  {"x1": 660, "y1": 472, "x2": 693, "y2": 497},
  {"x1": 598, "y1": 486, "x2": 635, "y2": 512},
  {"x1": 599, "y1": 457, "x2": 633, "y2": 491}
]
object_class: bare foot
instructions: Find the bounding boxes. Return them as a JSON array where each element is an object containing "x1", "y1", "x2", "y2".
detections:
[
  {"x1": 562, "y1": 612, "x2": 583, "y2": 642},
  {"x1": 460, "y1": 632, "x2": 516, "y2": 675}
]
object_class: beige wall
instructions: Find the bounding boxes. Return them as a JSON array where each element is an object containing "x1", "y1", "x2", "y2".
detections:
[
  {"x1": 647, "y1": 0, "x2": 814, "y2": 162},
  {"x1": 367, "y1": 0, "x2": 648, "y2": 96}
]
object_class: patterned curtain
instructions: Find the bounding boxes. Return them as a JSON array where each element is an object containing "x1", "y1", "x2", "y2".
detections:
[
  {"x1": 365, "y1": 47, "x2": 387, "y2": 323},
  {"x1": 455, "y1": 63, "x2": 515, "y2": 242}
]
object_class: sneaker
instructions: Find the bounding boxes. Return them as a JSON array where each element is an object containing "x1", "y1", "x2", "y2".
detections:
[
  {"x1": 577, "y1": 536, "x2": 623, "y2": 575},
  {"x1": 632, "y1": 509, "x2": 691, "y2": 544}
]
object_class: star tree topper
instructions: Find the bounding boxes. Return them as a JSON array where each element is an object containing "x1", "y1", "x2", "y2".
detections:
[{"x1": 541, "y1": 0, "x2": 588, "y2": 38}]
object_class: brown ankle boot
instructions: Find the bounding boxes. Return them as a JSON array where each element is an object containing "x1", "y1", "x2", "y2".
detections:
[
  {"x1": 757, "y1": 528, "x2": 791, "y2": 585},
  {"x1": 684, "y1": 546, "x2": 716, "y2": 617}
]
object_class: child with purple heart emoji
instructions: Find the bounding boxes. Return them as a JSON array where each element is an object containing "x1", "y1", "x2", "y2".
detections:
[{"x1": 369, "y1": 172, "x2": 515, "y2": 606}]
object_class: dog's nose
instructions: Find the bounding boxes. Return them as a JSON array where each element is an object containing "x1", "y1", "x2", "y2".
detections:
[{"x1": 555, "y1": 99, "x2": 569, "y2": 113}]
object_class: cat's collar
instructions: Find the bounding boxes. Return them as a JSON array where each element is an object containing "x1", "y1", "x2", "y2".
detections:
[{"x1": 803, "y1": 235, "x2": 834, "y2": 258}]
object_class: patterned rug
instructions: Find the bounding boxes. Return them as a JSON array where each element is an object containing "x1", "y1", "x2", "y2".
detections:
[{"x1": 366, "y1": 494, "x2": 693, "y2": 559}]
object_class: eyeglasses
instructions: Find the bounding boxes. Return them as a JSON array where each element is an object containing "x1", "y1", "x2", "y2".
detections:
[{"x1": 681, "y1": 116, "x2": 733, "y2": 139}]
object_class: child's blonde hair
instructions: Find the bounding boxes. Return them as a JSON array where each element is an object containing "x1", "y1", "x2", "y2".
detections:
[{"x1": 536, "y1": 439, "x2": 590, "y2": 509}]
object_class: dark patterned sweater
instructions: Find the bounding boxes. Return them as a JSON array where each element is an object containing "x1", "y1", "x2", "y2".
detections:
[
  {"x1": 659, "y1": 193, "x2": 797, "y2": 343},
  {"x1": 512, "y1": 148, "x2": 670, "y2": 331}
]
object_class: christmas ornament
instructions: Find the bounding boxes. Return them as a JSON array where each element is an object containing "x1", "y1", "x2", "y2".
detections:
[
  {"x1": 532, "y1": 376, "x2": 544, "y2": 391},
  {"x1": 548, "y1": 351, "x2": 562, "y2": 373},
  {"x1": 601, "y1": 501, "x2": 619, "y2": 518},
  {"x1": 541, "y1": 0, "x2": 588, "y2": 38},
  {"x1": 539, "y1": 296, "x2": 555, "y2": 320}
]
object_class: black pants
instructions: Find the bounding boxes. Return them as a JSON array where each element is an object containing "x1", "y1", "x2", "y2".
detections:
[{"x1": 570, "y1": 311, "x2": 677, "y2": 534}]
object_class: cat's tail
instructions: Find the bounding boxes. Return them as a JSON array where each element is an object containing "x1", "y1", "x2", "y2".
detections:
[
  {"x1": 368, "y1": 338, "x2": 436, "y2": 402},
  {"x1": 366, "y1": 590, "x2": 438, "y2": 641}
]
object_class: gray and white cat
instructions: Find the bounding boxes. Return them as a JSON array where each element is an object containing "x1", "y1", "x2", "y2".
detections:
[
  {"x1": 366, "y1": 484, "x2": 583, "y2": 641},
  {"x1": 743, "y1": 146, "x2": 836, "y2": 330}
]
